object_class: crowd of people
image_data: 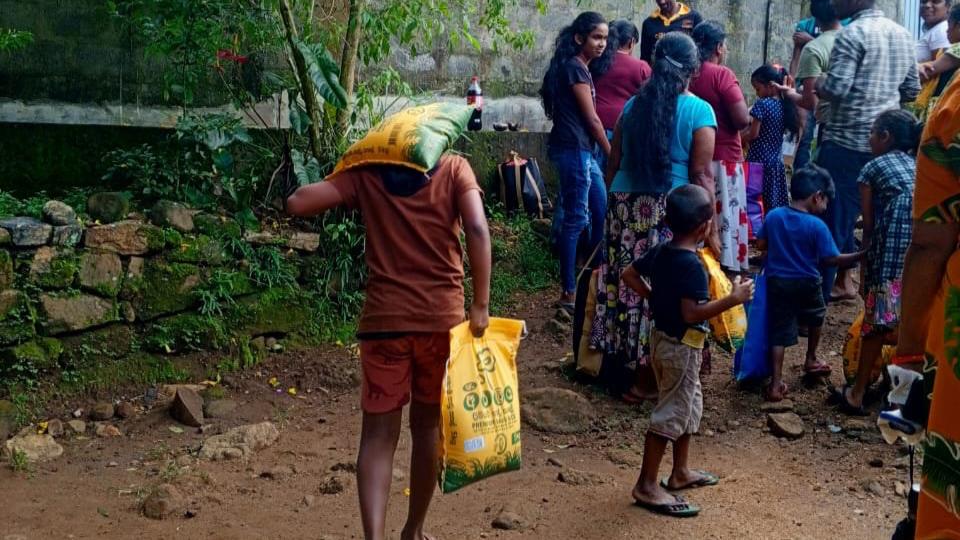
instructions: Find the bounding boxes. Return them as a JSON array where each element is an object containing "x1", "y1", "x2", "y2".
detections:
[
  {"x1": 539, "y1": 0, "x2": 960, "y2": 530},
  {"x1": 281, "y1": 0, "x2": 960, "y2": 535}
]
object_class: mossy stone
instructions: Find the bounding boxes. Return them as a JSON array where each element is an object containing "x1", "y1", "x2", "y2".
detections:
[
  {"x1": 86, "y1": 192, "x2": 130, "y2": 224},
  {"x1": 239, "y1": 288, "x2": 312, "y2": 336},
  {"x1": 120, "y1": 259, "x2": 201, "y2": 320},
  {"x1": 143, "y1": 313, "x2": 229, "y2": 353},
  {"x1": 0, "y1": 289, "x2": 36, "y2": 346},
  {"x1": 59, "y1": 324, "x2": 136, "y2": 369},
  {"x1": 193, "y1": 214, "x2": 242, "y2": 240},
  {"x1": 168, "y1": 234, "x2": 227, "y2": 266},
  {"x1": 1, "y1": 337, "x2": 64, "y2": 371},
  {"x1": 30, "y1": 247, "x2": 79, "y2": 290},
  {"x1": 0, "y1": 250, "x2": 12, "y2": 289}
]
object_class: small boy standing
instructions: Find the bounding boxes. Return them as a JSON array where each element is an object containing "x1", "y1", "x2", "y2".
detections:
[
  {"x1": 623, "y1": 184, "x2": 753, "y2": 518},
  {"x1": 285, "y1": 155, "x2": 491, "y2": 540},
  {"x1": 757, "y1": 165, "x2": 861, "y2": 402}
]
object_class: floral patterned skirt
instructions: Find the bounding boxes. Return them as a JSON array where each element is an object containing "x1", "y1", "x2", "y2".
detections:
[
  {"x1": 862, "y1": 279, "x2": 902, "y2": 336},
  {"x1": 589, "y1": 192, "x2": 672, "y2": 367},
  {"x1": 713, "y1": 161, "x2": 749, "y2": 272}
]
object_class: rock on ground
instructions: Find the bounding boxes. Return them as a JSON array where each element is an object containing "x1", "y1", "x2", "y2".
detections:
[
  {"x1": 204, "y1": 399, "x2": 238, "y2": 419},
  {"x1": 492, "y1": 509, "x2": 528, "y2": 531},
  {"x1": 90, "y1": 402, "x2": 115, "y2": 421},
  {"x1": 606, "y1": 448, "x2": 643, "y2": 467},
  {"x1": 767, "y1": 412, "x2": 805, "y2": 439},
  {"x1": 759, "y1": 399, "x2": 794, "y2": 413},
  {"x1": 521, "y1": 387, "x2": 597, "y2": 434},
  {"x1": 557, "y1": 468, "x2": 609, "y2": 486},
  {"x1": 199, "y1": 422, "x2": 280, "y2": 461},
  {"x1": 67, "y1": 420, "x2": 87, "y2": 434},
  {"x1": 46, "y1": 419, "x2": 64, "y2": 438},
  {"x1": 142, "y1": 484, "x2": 183, "y2": 520},
  {"x1": 4, "y1": 434, "x2": 64, "y2": 463},
  {"x1": 170, "y1": 388, "x2": 204, "y2": 427},
  {"x1": 95, "y1": 423, "x2": 122, "y2": 438},
  {"x1": 318, "y1": 474, "x2": 351, "y2": 495},
  {"x1": 42, "y1": 201, "x2": 77, "y2": 226},
  {"x1": 115, "y1": 402, "x2": 136, "y2": 419},
  {"x1": 150, "y1": 200, "x2": 196, "y2": 232},
  {"x1": 0, "y1": 399, "x2": 15, "y2": 441}
]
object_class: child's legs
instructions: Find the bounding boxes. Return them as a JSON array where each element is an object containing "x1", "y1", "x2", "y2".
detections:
[
  {"x1": 401, "y1": 333, "x2": 450, "y2": 538},
  {"x1": 647, "y1": 331, "x2": 702, "y2": 480},
  {"x1": 358, "y1": 410, "x2": 403, "y2": 540},
  {"x1": 796, "y1": 279, "x2": 827, "y2": 365},
  {"x1": 550, "y1": 147, "x2": 591, "y2": 294},
  {"x1": 766, "y1": 277, "x2": 800, "y2": 390},
  {"x1": 850, "y1": 333, "x2": 885, "y2": 406},
  {"x1": 669, "y1": 354, "x2": 706, "y2": 485}
]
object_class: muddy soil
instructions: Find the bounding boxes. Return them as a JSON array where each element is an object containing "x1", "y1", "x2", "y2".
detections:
[{"x1": 0, "y1": 292, "x2": 909, "y2": 540}]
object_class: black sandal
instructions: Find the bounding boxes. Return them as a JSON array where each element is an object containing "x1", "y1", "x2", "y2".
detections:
[{"x1": 830, "y1": 385, "x2": 869, "y2": 416}]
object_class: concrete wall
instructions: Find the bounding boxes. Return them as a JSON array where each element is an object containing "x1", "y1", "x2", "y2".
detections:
[{"x1": 1, "y1": 0, "x2": 905, "y2": 122}]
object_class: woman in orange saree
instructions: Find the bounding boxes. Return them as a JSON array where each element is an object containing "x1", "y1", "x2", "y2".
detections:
[{"x1": 897, "y1": 70, "x2": 960, "y2": 538}]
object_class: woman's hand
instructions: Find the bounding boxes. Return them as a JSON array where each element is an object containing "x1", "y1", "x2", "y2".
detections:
[{"x1": 919, "y1": 62, "x2": 937, "y2": 83}]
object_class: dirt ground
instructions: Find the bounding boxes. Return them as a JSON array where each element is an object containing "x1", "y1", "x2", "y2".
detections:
[{"x1": 0, "y1": 291, "x2": 910, "y2": 540}]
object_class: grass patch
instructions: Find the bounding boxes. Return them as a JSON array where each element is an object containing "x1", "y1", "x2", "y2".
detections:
[{"x1": 9, "y1": 449, "x2": 30, "y2": 473}]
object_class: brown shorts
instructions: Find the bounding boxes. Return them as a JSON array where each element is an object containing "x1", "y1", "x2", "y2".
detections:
[
  {"x1": 359, "y1": 333, "x2": 450, "y2": 414},
  {"x1": 649, "y1": 329, "x2": 704, "y2": 441}
]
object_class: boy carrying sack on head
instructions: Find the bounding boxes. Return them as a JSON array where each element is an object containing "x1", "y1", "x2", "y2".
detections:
[
  {"x1": 756, "y1": 165, "x2": 862, "y2": 402},
  {"x1": 286, "y1": 155, "x2": 491, "y2": 540},
  {"x1": 622, "y1": 185, "x2": 753, "y2": 518}
]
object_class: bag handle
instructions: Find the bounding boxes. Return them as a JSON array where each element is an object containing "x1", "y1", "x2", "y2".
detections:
[{"x1": 523, "y1": 166, "x2": 545, "y2": 219}]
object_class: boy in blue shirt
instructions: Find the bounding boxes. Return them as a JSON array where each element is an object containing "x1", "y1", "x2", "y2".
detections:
[
  {"x1": 757, "y1": 165, "x2": 862, "y2": 402},
  {"x1": 623, "y1": 185, "x2": 753, "y2": 517}
]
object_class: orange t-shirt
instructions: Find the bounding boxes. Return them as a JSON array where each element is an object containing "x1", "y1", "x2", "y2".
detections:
[{"x1": 328, "y1": 154, "x2": 482, "y2": 334}]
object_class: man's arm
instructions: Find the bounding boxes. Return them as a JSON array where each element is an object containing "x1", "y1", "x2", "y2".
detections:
[
  {"x1": 286, "y1": 180, "x2": 345, "y2": 217},
  {"x1": 899, "y1": 62, "x2": 921, "y2": 103},
  {"x1": 460, "y1": 189, "x2": 491, "y2": 337}
]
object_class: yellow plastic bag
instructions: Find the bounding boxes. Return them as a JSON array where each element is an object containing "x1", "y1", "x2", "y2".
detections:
[
  {"x1": 440, "y1": 318, "x2": 525, "y2": 494},
  {"x1": 842, "y1": 312, "x2": 895, "y2": 384},
  {"x1": 698, "y1": 249, "x2": 747, "y2": 352},
  {"x1": 576, "y1": 269, "x2": 603, "y2": 377},
  {"x1": 333, "y1": 102, "x2": 473, "y2": 175}
]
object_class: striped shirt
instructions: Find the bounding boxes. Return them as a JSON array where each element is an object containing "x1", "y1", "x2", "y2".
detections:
[{"x1": 819, "y1": 9, "x2": 920, "y2": 153}]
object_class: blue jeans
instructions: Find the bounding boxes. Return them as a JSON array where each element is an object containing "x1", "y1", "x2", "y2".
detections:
[
  {"x1": 815, "y1": 140, "x2": 872, "y2": 300},
  {"x1": 550, "y1": 146, "x2": 607, "y2": 293},
  {"x1": 594, "y1": 129, "x2": 615, "y2": 176},
  {"x1": 794, "y1": 110, "x2": 817, "y2": 170}
]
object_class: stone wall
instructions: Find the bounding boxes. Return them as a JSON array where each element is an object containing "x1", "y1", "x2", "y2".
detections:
[{"x1": 0, "y1": 195, "x2": 328, "y2": 387}]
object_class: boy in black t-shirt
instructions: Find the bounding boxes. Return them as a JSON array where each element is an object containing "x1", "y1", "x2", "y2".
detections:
[{"x1": 622, "y1": 184, "x2": 753, "y2": 518}]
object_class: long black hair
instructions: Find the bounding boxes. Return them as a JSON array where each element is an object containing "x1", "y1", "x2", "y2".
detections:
[
  {"x1": 622, "y1": 32, "x2": 700, "y2": 190},
  {"x1": 591, "y1": 20, "x2": 639, "y2": 78},
  {"x1": 873, "y1": 109, "x2": 922, "y2": 153},
  {"x1": 540, "y1": 12, "x2": 606, "y2": 119},
  {"x1": 751, "y1": 64, "x2": 801, "y2": 140},
  {"x1": 692, "y1": 20, "x2": 726, "y2": 62}
]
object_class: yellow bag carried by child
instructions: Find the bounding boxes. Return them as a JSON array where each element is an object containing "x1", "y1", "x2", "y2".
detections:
[
  {"x1": 698, "y1": 249, "x2": 747, "y2": 352},
  {"x1": 440, "y1": 318, "x2": 525, "y2": 494},
  {"x1": 841, "y1": 312, "x2": 895, "y2": 384},
  {"x1": 333, "y1": 102, "x2": 473, "y2": 175}
]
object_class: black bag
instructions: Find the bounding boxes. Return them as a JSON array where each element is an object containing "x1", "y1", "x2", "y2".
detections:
[{"x1": 495, "y1": 152, "x2": 551, "y2": 218}]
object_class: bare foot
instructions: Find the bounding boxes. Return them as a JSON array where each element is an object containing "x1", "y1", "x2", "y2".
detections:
[
  {"x1": 558, "y1": 291, "x2": 575, "y2": 305},
  {"x1": 665, "y1": 469, "x2": 714, "y2": 490},
  {"x1": 631, "y1": 482, "x2": 677, "y2": 507},
  {"x1": 401, "y1": 528, "x2": 436, "y2": 540}
]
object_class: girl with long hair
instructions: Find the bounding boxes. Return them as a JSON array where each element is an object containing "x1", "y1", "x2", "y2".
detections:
[
  {"x1": 539, "y1": 12, "x2": 610, "y2": 310},
  {"x1": 743, "y1": 64, "x2": 801, "y2": 213},
  {"x1": 591, "y1": 32, "x2": 717, "y2": 402}
]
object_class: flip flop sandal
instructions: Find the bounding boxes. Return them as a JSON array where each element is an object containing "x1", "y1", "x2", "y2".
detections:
[
  {"x1": 803, "y1": 362, "x2": 832, "y2": 375},
  {"x1": 832, "y1": 386, "x2": 869, "y2": 417},
  {"x1": 660, "y1": 470, "x2": 720, "y2": 491},
  {"x1": 633, "y1": 495, "x2": 701, "y2": 518}
]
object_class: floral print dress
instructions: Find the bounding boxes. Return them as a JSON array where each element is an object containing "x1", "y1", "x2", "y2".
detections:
[{"x1": 856, "y1": 150, "x2": 914, "y2": 335}]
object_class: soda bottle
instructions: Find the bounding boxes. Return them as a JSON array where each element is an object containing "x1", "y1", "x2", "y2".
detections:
[{"x1": 466, "y1": 76, "x2": 483, "y2": 131}]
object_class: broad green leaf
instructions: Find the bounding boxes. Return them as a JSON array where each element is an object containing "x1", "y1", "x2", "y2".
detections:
[
  {"x1": 294, "y1": 39, "x2": 348, "y2": 109},
  {"x1": 292, "y1": 149, "x2": 322, "y2": 186},
  {"x1": 289, "y1": 102, "x2": 310, "y2": 135}
]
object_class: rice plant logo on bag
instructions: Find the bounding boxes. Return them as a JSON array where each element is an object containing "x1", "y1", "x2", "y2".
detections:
[
  {"x1": 440, "y1": 318, "x2": 525, "y2": 493},
  {"x1": 332, "y1": 102, "x2": 473, "y2": 175}
]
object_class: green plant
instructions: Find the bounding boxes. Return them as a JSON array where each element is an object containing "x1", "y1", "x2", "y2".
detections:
[
  {"x1": 195, "y1": 269, "x2": 240, "y2": 317},
  {"x1": 9, "y1": 449, "x2": 29, "y2": 473},
  {"x1": 0, "y1": 29, "x2": 32, "y2": 53},
  {"x1": 102, "y1": 145, "x2": 178, "y2": 202}
]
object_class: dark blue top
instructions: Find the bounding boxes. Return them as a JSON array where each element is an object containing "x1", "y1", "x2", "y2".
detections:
[
  {"x1": 758, "y1": 206, "x2": 840, "y2": 279},
  {"x1": 548, "y1": 57, "x2": 595, "y2": 151},
  {"x1": 631, "y1": 243, "x2": 709, "y2": 340}
]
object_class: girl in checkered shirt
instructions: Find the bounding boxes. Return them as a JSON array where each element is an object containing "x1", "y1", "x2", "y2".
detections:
[{"x1": 836, "y1": 109, "x2": 920, "y2": 415}]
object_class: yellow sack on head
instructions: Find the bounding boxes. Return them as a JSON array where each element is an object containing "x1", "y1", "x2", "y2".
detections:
[
  {"x1": 698, "y1": 249, "x2": 746, "y2": 353},
  {"x1": 333, "y1": 102, "x2": 473, "y2": 175},
  {"x1": 841, "y1": 312, "x2": 895, "y2": 384},
  {"x1": 440, "y1": 318, "x2": 525, "y2": 494}
]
